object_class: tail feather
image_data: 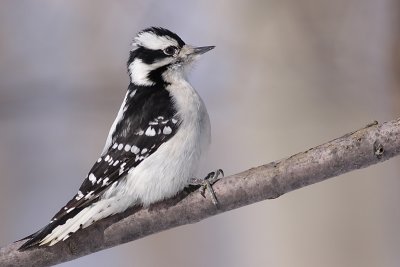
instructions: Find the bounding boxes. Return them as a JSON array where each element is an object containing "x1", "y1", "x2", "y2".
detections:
[
  {"x1": 18, "y1": 198, "x2": 124, "y2": 250},
  {"x1": 18, "y1": 204, "x2": 86, "y2": 251},
  {"x1": 39, "y1": 207, "x2": 91, "y2": 246},
  {"x1": 18, "y1": 226, "x2": 55, "y2": 251}
]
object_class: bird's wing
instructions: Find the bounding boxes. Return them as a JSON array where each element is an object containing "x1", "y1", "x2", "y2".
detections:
[
  {"x1": 19, "y1": 86, "x2": 180, "y2": 250},
  {"x1": 57, "y1": 112, "x2": 180, "y2": 217}
]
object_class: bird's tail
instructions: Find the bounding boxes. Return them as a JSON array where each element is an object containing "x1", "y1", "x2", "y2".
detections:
[
  {"x1": 18, "y1": 198, "x2": 119, "y2": 250},
  {"x1": 17, "y1": 203, "x2": 86, "y2": 250}
]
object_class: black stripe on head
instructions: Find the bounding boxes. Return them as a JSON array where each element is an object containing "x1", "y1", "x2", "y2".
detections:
[
  {"x1": 140, "y1": 27, "x2": 185, "y2": 48},
  {"x1": 127, "y1": 47, "x2": 167, "y2": 65}
]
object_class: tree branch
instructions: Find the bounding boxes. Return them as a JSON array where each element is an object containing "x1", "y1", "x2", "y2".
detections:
[{"x1": 1, "y1": 118, "x2": 400, "y2": 267}]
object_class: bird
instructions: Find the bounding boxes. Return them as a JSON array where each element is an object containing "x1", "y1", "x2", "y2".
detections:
[{"x1": 18, "y1": 27, "x2": 222, "y2": 250}]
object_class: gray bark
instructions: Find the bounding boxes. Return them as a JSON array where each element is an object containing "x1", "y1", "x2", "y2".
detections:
[{"x1": 1, "y1": 118, "x2": 399, "y2": 267}]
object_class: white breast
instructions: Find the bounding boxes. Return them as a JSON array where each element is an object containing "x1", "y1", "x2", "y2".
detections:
[{"x1": 118, "y1": 72, "x2": 211, "y2": 206}]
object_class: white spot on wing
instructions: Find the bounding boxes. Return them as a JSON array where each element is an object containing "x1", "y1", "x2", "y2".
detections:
[
  {"x1": 88, "y1": 173, "x2": 97, "y2": 185},
  {"x1": 75, "y1": 191, "x2": 84, "y2": 200},
  {"x1": 163, "y1": 126, "x2": 172, "y2": 135},
  {"x1": 135, "y1": 129, "x2": 144, "y2": 136},
  {"x1": 124, "y1": 144, "x2": 131, "y2": 152},
  {"x1": 113, "y1": 160, "x2": 120, "y2": 166},
  {"x1": 97, "y1": 157, "x2": 102, "y2": 163},
  {"x1": 104, "y1": 155, "x2": 110, "y2": 161},
  {"x1": 141, "y1": 148, "x2": 148, "y2": 154},
  {"x1": 172, "y1": 118, "x2": 178, "y2": 124},
  {"x1": 85, "y1": 191, "x2": 94, "y2": 199},
  {"x1": 118, "y1": 144, "x2": 123, "y2": 150},
  {"x1": 112, "y1": 143, "x2": 118, "y2": 149},
  {"x1": 145, "y1": 127, "x2": 156, "y2": 136},
  {"x1": 119, "y1": 162, "x2": 127, "y2": 175},
  {"x1": 130, "y1": 145, "x2": 140, "y2": 154},
  {"x1": 102, "y1": 178, "x2": 109, "y2": 186},
  {"x1": 66, "y1": 207, "x2": 75, "y2": 213},
  {"x1": 130, "y1": 89, "x2": 137, "y2": 98}
]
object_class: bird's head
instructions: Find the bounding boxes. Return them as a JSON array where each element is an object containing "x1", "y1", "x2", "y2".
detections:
[{"x1": 127, "y1": 27, "x2": 214, "y2": 86}]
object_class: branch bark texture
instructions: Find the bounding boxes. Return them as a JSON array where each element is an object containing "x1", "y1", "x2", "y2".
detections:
[{"x1": 1, "y1": 118, "x2": 400, "y2": 266}]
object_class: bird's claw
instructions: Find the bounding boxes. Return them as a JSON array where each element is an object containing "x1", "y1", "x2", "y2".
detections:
[{"x1": 189, "y1": 169, "x2": 224, "y2": 206}]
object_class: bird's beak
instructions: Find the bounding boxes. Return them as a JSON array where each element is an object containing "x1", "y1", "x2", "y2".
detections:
[
  {"x1": 177, "y1": 45, "x2": 215, "y2": 65},
  {"x1": 190, "y1": 46, "x2": 215, "y2": 55}
]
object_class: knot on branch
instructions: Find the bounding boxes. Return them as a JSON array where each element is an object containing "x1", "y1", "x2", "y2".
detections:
[{"x1": 373, "y1": 141, "x2": 384, "y2": 159}]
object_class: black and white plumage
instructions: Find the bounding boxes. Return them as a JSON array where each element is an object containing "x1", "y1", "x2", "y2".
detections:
[{"x1": 19, "y1": 27, "x2": 214, "y2": 250}]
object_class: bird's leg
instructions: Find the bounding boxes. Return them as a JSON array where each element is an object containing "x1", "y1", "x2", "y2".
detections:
[{"x1": 189, "y1": 169, "x2": 224, "y2": 206}]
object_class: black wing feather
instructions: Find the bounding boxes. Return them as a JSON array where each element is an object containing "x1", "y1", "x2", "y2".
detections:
[{"x1": 19, "y1": 84, "x2": 180, "y2": 250}]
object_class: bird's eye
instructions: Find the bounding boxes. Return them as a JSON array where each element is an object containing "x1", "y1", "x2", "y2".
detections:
[{"x1": 164, "y1": 46, "x2": 177, "y2": 56}]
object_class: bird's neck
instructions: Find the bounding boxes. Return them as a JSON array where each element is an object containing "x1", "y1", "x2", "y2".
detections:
[{"x1": 161, "y1": 65, "x2": 188, "y2": 86}]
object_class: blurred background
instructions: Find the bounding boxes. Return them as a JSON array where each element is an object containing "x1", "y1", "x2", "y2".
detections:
[{"x1": 1, "y1": 0, "x2": 400, "y2": 266}]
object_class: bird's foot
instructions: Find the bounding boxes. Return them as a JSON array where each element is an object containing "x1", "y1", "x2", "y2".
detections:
[{"x1": 189, "y1": 169, "x2": 224, "y2": 206}]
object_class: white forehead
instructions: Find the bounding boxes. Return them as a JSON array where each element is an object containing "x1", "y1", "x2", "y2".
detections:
[{"x1": 134, "y1": 32, "x2": 179, "y2": 50}]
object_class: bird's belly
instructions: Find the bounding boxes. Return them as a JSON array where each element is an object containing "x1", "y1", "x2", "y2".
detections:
[{"x1": 123, "y1": 113, "x2": 210, "y2": 206}]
